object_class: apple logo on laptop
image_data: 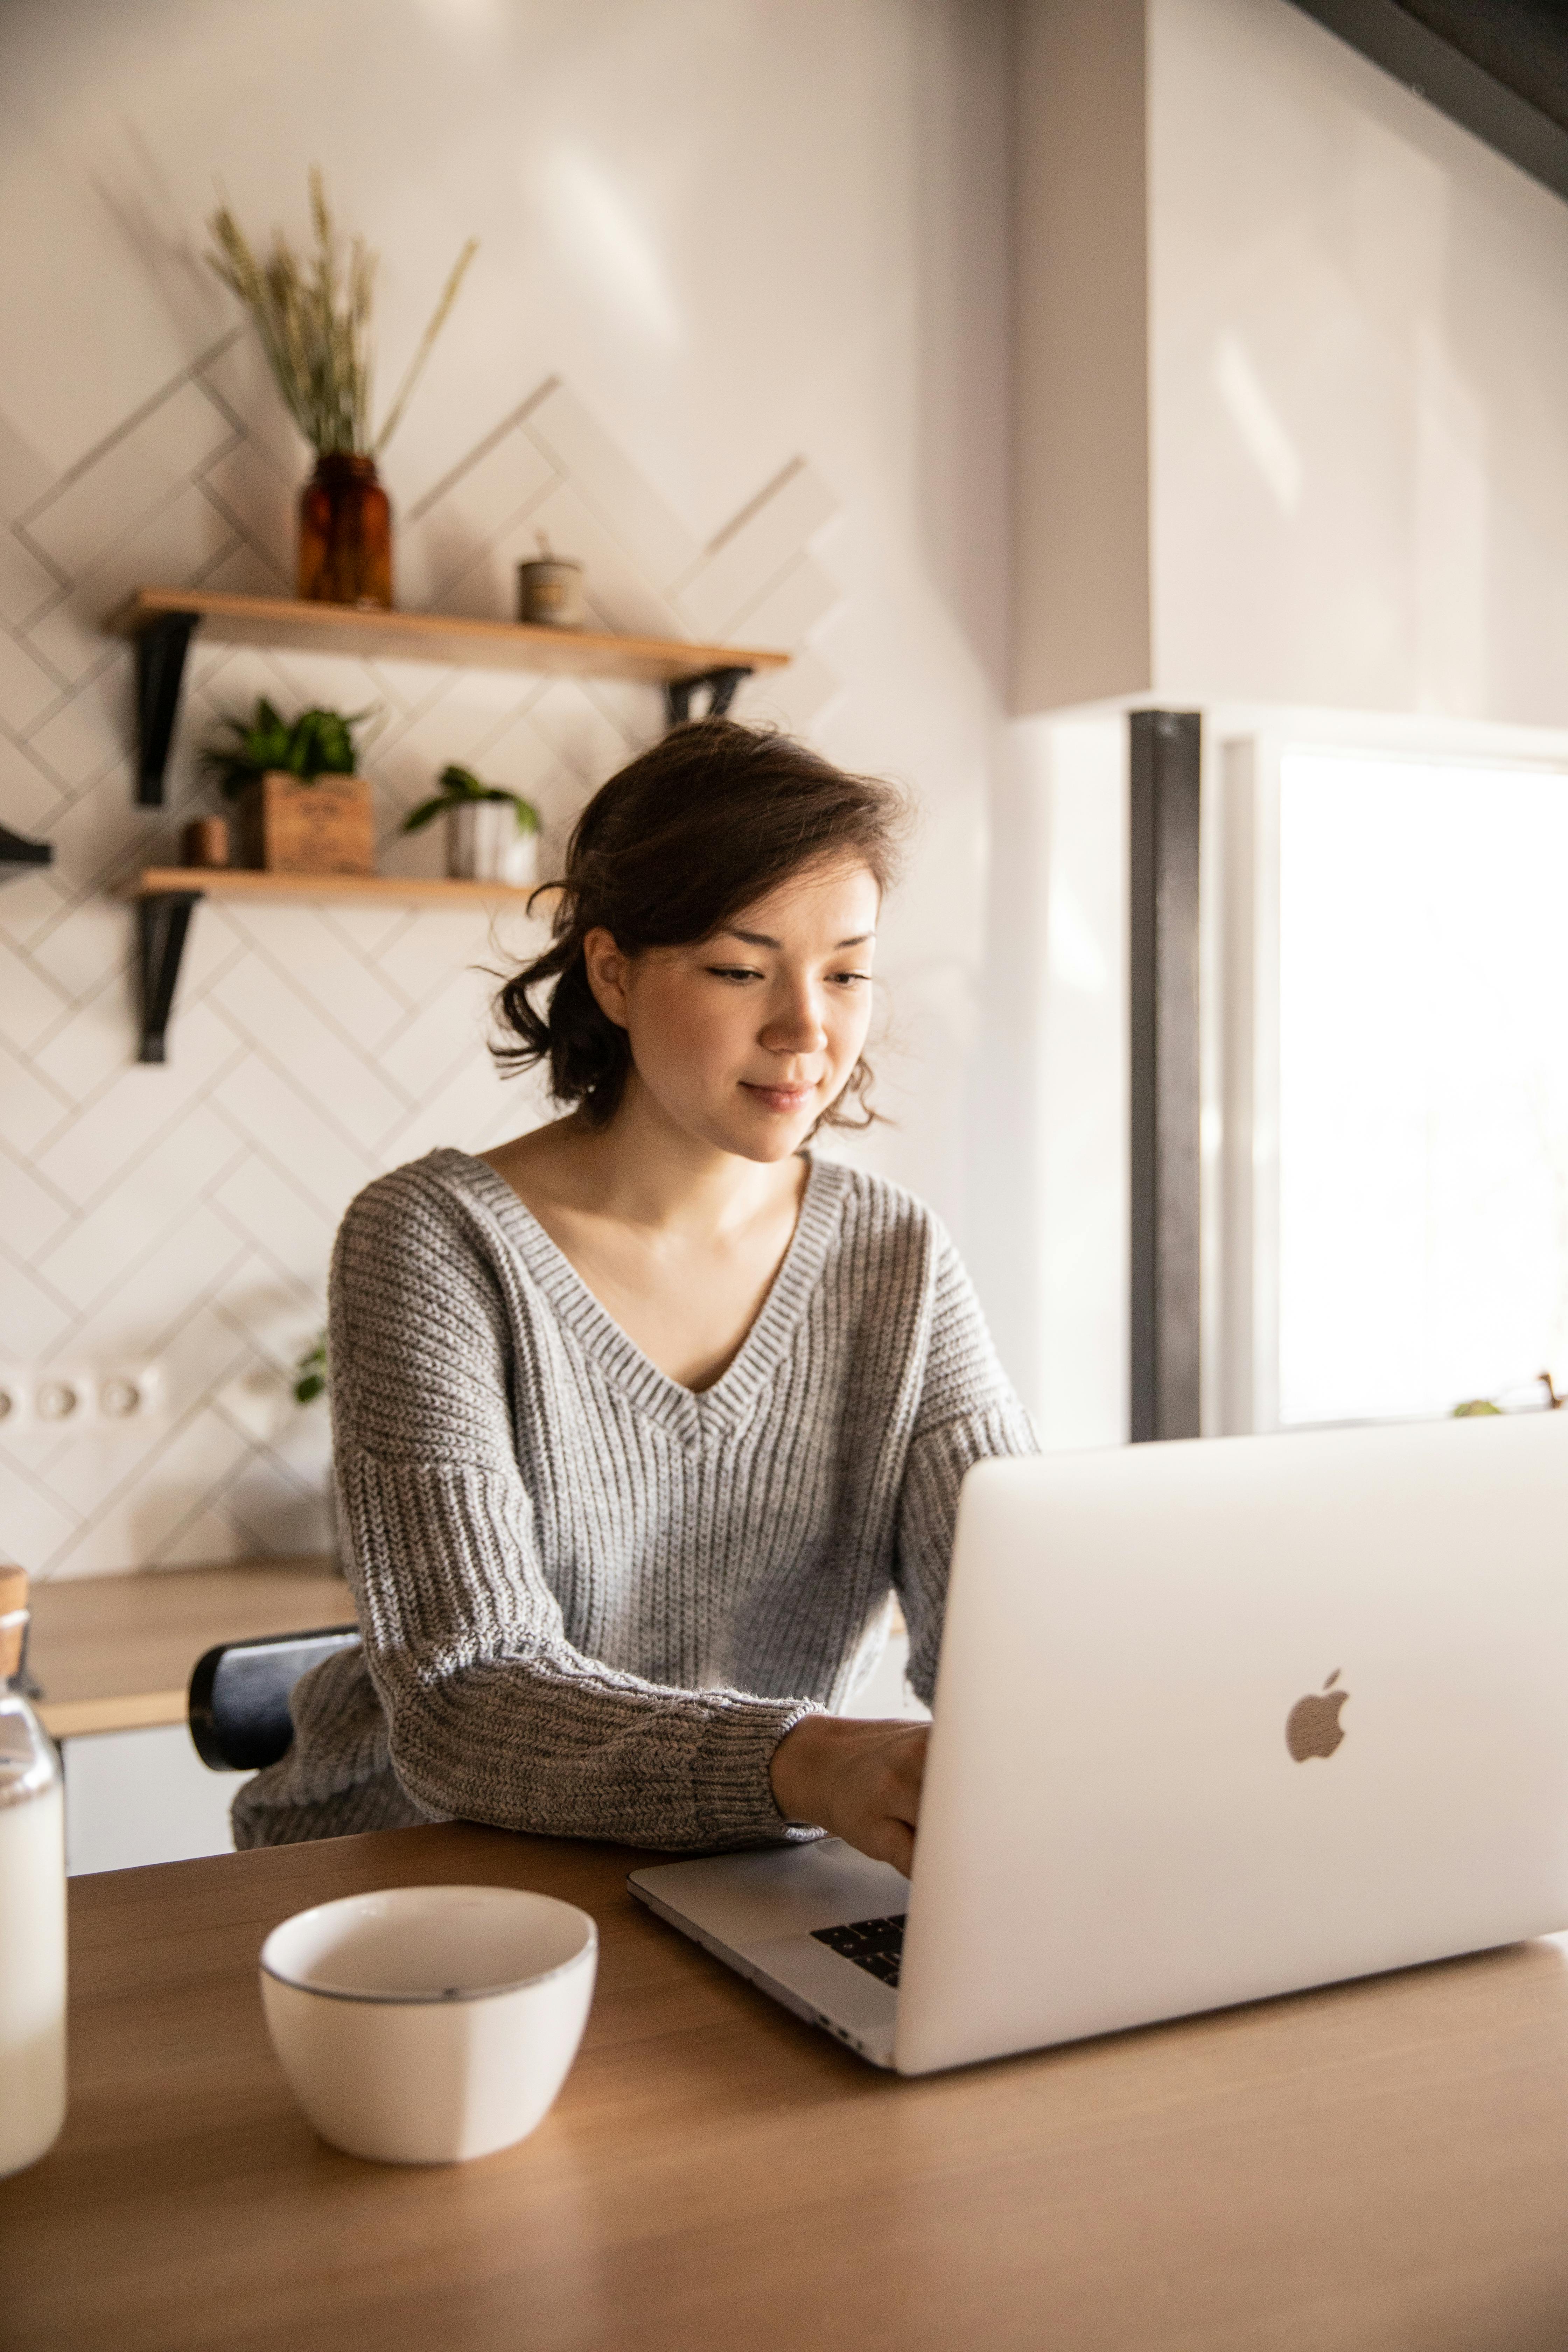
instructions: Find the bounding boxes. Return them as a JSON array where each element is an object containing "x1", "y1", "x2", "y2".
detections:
[{"x1": 1286, "y1": 1670, "x2": 1348, "y2": 1762}]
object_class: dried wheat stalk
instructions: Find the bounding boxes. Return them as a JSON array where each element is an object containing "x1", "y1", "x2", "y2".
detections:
[{"x1": 208, "y1": 168, "x2": 476, "y2": 458}]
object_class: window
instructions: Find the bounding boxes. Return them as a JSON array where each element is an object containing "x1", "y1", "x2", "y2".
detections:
[{"x1": 1272, "y1": 752, "x2": 1568, "y2": 1426}]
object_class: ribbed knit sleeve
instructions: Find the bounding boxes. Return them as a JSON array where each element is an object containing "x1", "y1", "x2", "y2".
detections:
[
  {"x1": 328, "y1": 1167, "x2": 819, "y2": 1851},
  {"x1": 893, "y1": 1227, "x2": 1039, "y2": 1704}
]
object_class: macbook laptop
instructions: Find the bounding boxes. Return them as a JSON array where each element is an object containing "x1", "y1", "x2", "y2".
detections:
[{"x1": 628, "y1": 1412, "x2": 1568, "y2": 2074}]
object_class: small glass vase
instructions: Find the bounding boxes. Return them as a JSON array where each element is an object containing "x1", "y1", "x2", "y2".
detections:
[
  {"x1": 0, "y1": 1568, "x2": 67, "y2": 2179},
  {"x1": 298, "y1": 453, "x2": 393, "y2": 609}
]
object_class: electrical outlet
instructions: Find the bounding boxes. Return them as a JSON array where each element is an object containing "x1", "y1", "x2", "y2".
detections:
[
  {"x1": 0, "y1": 1363, "x2": 166, "y2": 1438},
  {"x1": 0, "y1": 1369, "x2": 29, "y2": 1432},
  {"x1": 98, "y1": 1364, "x2": 163, "y2": 1422},
  {"x1": 33, "y1": 1372, "x2": 90, "y2": 1428}
]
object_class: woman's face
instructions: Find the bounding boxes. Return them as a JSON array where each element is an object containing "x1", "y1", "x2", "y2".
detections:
[{"x1": 584, "y1": 856, "x2": 880, "y2": 1162}]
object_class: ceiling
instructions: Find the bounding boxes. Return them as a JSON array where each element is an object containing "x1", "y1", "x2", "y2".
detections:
[{"x1": 1289, "y1": 0, "x2": 1568, "y2": 203}]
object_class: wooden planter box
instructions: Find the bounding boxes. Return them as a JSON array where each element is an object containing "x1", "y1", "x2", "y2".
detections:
[{"x1": 234, "y1": 772, "x2": 375, "y2": 875}]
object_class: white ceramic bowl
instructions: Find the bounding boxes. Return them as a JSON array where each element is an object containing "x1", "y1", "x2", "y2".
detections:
[{"x1": 259, "y1": 1884, "x2": 597, "y2": 2165}]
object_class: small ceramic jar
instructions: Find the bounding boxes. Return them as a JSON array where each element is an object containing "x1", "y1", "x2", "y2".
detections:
[
  {"x1": 517, "y1": 558, "x2": 585, "y2": 631},
  {"x1": 181, "y1": 817, "x2": 231, "y2": 869}
]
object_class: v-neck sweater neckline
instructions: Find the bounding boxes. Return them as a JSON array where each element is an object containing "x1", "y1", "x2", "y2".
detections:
[{"x1": 441, "y1": 1148, "x2": 850, "y2": 1442}]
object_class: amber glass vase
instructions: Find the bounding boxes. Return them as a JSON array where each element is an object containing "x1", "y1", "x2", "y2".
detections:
[{"x1": 297, "y1": 453, "x2": 393, "y2": 608}]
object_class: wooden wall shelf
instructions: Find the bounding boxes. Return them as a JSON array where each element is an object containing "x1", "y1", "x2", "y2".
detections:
[
  {"x1": 130, "y1": 866, "x2": 553, "y2": 911},
  {"x1": 109, "y1": 588, "x2": 789, "y2": 806},
  {"x1": 113, "y1": 588, "x2": 789, "y2": 685},
  {"x1": 127, "y1": 866, "x2": 555, "y2": 1065},
  {"x1": 111, "y1": 586, "x2": 788, "y2": 1064}
]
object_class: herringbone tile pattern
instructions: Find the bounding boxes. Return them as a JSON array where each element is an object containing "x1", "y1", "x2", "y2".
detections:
[{"x1": 0, "y1": 337, "x2": 841, "y2": 1577}]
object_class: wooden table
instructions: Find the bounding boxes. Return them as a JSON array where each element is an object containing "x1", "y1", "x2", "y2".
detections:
[
  {"x1": 26, "y1": 1557, "x2": 349, "y2": 1738},
  {"x1": 7, "y1": 1829, "x2": 1568, "y2": 2351}
]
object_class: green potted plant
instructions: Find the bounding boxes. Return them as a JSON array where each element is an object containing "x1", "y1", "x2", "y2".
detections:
[
  {"x1": 291, "y1": 1330, "x2": 337, "y2": 1559},
  {"x1": 1455, "y1": 1371, "x2": 1565, "y2": 1417},
  {"x1": 204, "y1": 698, "x2": 375, "y2": 874},
  {"x1": 401, "y1": 765, "x2": 541, "y2": 886},
  {"x1": 206, "y1": 170, "x2": 477, "y2": 609},
  {"x1": 293, "y1": 1331, "x2": 329, "y2": 1407}
]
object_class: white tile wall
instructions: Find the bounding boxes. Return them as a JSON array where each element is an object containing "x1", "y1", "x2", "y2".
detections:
[{"x1": 1, "y1": 341, "x2": 841, "y2": 1579}]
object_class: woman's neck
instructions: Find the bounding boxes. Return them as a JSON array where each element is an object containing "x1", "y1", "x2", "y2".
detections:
[
  {"x1": 478, "y1": 1086, "x2": 812, "y2": 1392},
  {"x1": 483, "y1": 1081, "x2": 806, "y2": 1243}
]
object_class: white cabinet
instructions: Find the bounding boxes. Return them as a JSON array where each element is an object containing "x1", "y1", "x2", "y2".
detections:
[{"x1": 62, "y1": 1724, "x2": 253, "y2": 1876}]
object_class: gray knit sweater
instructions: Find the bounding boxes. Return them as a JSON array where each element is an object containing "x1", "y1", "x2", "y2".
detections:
[{"x1": 233, "y1": 1147, "x2": 1036, "y2": 1853}]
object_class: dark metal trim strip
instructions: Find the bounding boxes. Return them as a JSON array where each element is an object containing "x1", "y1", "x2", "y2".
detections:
[{"x1": 1129, "y1": 711, "x2": 1202, "y2": 1443}]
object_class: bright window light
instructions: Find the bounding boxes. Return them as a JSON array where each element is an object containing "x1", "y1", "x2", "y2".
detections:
[{"x1": 1278, "y1": 752, "x2": 1568, "y2": 1426}]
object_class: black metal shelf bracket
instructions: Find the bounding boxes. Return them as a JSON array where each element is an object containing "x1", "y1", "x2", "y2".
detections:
[
  {"x1": 665, "y1": 665, "x2": 753, "y2": 727},
  {"x1": 138, "y1": 890, "x2": 202, "y2": 1064},
  {"x1": 0, "y1": 823, "x2": 52, "y2": 879},
  {"x1": 135, "y1": 610, "x2": 201, "y2": 807}
]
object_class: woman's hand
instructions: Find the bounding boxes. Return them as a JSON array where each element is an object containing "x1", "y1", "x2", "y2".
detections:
[{"x1": 769, "y1": 1714, "x2": 929, "y2": 1876}]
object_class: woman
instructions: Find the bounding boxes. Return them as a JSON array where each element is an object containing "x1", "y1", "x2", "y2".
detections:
[{"x1": 235, "y1": 720, "x2": 1036, "y2": 1871}]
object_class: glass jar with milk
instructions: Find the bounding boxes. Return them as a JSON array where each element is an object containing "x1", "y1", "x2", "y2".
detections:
[{"x1": 0, "y1": 1567, "x2": 66, "y2": 2176}]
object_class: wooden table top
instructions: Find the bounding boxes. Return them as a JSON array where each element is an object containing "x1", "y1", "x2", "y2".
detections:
[
  {"x1": 26, "y1": 1556, "x2": 349, "y2": 1738},
  {"x1": 6, "y1": 1826, "x2": 1568, "y2": 2352}
]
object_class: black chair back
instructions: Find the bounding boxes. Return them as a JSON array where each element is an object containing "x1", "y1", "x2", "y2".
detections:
[{"x1": 188, "y1": 1624, "x2": 360, "y2": 1771}]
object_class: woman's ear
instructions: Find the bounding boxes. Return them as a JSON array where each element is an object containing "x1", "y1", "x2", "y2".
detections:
[{"x1": 581, "y1": 927, "x2": 632, "y2": 1030}]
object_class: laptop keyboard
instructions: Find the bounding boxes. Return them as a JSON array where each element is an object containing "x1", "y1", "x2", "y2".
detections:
[{"x1": 811, "y1": 1913, "x2": 907, "y2": 1987}]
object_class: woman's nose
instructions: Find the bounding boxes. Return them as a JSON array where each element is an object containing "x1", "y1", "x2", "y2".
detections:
[{"x1": 760, "y1": 994, "x2": 827, "y2": 1055}]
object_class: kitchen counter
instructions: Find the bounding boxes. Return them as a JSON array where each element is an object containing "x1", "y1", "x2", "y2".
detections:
[{"x1": 26, "y1": 1558, "x2": 352, "y2": 1739}]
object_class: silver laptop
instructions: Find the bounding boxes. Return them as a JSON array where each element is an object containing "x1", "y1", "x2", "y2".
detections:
[{"x1": 629, "y1": 1412, "x2": 1568, "y2": 2074}]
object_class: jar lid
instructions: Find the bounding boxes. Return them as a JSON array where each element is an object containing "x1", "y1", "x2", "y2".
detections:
[{"x1": 0, "y1": 1565, "x2": 28, "y2": 1682}]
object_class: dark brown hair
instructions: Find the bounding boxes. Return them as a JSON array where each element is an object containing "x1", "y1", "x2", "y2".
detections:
[{"x1": 492, "y1": 718, "x2": 907, "y2": 1129}]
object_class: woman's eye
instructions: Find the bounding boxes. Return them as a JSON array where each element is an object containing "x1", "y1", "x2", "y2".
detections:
[
  {"x1": 706, "y1": 965, "x2": 762, "y2": 983},
  {"x1": 830, "y1": 971, "x2": 871, "y2": 988}
]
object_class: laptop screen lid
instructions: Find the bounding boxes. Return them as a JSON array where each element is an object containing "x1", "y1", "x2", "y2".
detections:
[{"x1": 894, "y1": 1413, "x2": 1568, "y2": 2076}]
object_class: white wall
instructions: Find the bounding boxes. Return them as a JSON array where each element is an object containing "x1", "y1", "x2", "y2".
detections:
[
  {"x1": 992, "y1": 714, "x2": 1129, "y2": 1450},
  {"x1": 1012, "y1": 0, "x2": 1568, "y2": 724},
  {"x1": 1149, "y1": 0, "x2": 1568, "y2": 722},
  {"x1": 24, "y1": 0, "x2": 1558, "y2": 1569},
  {"x1": 0, "y1": 0, "x2": 1021, "y2": 1578},
  {"x1": 1011, "y1": 0, "x2": 1151, "y2": 714}
]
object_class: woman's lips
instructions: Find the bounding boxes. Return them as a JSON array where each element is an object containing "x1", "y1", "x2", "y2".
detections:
[{"x1": 741, "y1": 1081, "x2": 817, "y2": 1113}]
